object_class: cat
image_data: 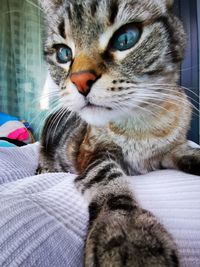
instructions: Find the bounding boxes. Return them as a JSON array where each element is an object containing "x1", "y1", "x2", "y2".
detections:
[{"x1": 38, "y1": 0, "x2": 200, "y2": 266}]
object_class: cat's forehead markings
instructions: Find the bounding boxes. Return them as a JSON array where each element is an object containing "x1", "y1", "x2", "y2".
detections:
[{"x1": 58, "y1": 20, "x2": 66, "y2": 39}]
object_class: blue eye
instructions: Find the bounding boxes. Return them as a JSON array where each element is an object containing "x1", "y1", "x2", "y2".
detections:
[
  {"x1": 56, "y1": 46, "x2": 72, "y2": 64},
  {"x1": 112, "y1": 25, "x2": 141, "y2": 51}
]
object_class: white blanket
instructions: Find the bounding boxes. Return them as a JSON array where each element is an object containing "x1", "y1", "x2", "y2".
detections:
[{"x1": 0, "y1": 143, "x2": 199, "y2": 267}]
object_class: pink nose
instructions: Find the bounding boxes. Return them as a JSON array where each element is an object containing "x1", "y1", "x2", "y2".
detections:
[{"x1": 70, "y1": 71, "x2": 97, "y2": 96}]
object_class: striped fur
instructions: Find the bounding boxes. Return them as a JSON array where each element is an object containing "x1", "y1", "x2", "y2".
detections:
[{"x1": 38, "y1": 0, "x2": 200, "y2": 266}]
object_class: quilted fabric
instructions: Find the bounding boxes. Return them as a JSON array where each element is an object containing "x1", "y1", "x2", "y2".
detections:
[{"x1": 0, "y1": 143, "x2": 199, "y2": 267}]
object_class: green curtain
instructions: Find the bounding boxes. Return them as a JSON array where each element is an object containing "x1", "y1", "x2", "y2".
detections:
[{"x1": 0, "y1": 0, "x2": 47, "y2": 139}]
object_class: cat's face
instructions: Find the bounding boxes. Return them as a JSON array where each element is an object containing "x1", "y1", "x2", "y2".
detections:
[{"x1": 41, "y1": 0, "x2": 186, "y2": 126}]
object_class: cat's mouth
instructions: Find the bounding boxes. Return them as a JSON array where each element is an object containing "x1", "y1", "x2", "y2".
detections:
[
  {"x1": 83, "y1": 101, "x2": 112, "y2": 111},
  {"x1": 80, "y1": 100, "x2": 119, "y2": 126}
]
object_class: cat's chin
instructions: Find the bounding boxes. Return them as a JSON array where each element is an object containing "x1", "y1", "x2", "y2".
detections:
[{"x1": 79, "y1": 106, "x2": 123, "y2": 127}]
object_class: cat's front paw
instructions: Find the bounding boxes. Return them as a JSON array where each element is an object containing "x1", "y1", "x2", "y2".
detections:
[
  {"x1": 85, "y1": 207, "x2": 179, "y2": 267},
  {"x1": 177, "y1": 151, "x2": 200, "y2": 175}
]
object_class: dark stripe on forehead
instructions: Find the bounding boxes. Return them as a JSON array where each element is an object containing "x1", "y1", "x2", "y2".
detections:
[
  {"x1": 58, "y1": 20, "x2": 66, "y2": 39},
  {"x1": 73, "y1": 3, "x2": 84, "y2": 25},
  {"x1": 66, "y1": 5, "x2": 72, "y2": 21},
  {"x1": 90, "y1": 0, "x2": 99, "y2": 17},
  {"x1": 109, "y1": 0, "x2": 119, "y2": 24}
]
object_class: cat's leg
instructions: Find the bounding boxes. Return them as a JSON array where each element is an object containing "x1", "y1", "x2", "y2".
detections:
[
  {"x1": 162, "y1": 143, "x2": 200, "y2": 175},
  {"x1": 37, "y1": 110, "x2": 87, "y2": 174},
  {"x1": 75, "y1": 152, "x2": 179, "y2": 267}
]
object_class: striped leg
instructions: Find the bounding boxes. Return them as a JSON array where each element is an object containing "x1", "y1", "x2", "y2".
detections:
[{"x1": 75, "y1": 154, "x2": 179, "y2": 267}]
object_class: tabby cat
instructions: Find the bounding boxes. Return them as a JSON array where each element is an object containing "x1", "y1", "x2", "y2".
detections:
[{"x1": 38, "y1": 0, "x2": 200, "y2": 266}]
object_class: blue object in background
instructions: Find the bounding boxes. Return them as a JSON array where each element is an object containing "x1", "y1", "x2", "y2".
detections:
[
  {"x1": 0, "y1": 112, "x2": 19, "y2": 126},
  {"x1": 0, "y1": 140, "x2": 17, "y2": 148}
]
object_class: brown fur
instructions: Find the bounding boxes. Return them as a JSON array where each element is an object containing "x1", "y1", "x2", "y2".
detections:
[{"x1": 71, "y1": 54, "x2": 103, "y2": 76}]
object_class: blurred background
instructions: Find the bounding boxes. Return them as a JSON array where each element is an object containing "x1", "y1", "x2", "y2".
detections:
[{"x1": 0, "y1": 0, "x2": 199, "y2": 143}]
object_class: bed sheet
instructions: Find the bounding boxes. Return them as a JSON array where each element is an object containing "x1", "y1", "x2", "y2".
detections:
[{"x1": 0, "y1": 143, "x2": 199, "y2": 267}]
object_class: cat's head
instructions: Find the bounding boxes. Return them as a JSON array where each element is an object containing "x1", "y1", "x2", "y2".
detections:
[{"x1": 40, "y1": 0, "x2": 186, "y2": 126}]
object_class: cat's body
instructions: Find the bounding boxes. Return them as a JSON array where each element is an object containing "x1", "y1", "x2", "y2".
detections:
[
  {"x1": 40, "y1": 90, "x2": 192, "y2": 176},
  {"x1": 38, "y1": 0, "x2": 200, "y2": 266}
]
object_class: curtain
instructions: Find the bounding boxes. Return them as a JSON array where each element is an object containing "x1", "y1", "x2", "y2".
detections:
[
  {"x1": 174, "y1": 0, "x2": 199, "y2": 144},
  {"x1": 0, "y1": 0, "x2": 47, "y2": 139}
]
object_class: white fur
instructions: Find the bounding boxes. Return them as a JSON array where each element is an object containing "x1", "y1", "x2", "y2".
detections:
[
  {"x1": 99, "y1": 26, "x2": 118, "y2": 51},
  {"x1": 61, "y1": 75, "x2": 170, "y2": 127}
]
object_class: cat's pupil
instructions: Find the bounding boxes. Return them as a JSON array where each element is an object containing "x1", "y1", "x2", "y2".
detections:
[{"x1": 112, "y1": 26, "x2": 140, "y2": 51}]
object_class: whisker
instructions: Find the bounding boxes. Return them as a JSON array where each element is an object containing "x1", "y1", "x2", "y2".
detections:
[
  {"x1": 45, "y1": 107, "x2": 65, "y2": 146},
  {"x1": 125, "y1": 83, "x2": 199, "y2": 99},
  {"x1": 46, "y1": 108, "x2": 75, "y2": 148},
  {"x1": 110, "y1": 95, "x2": 161, "y2": 119},
  {"x1": 109, "y1": 88, "x2": 199, "y2": 118},
  {"x1": 137, "y1": 90, "x2": 199, "y2": 106},
  {"x1": 120, "y1": 84, "x2": 199, "y2": 109},
  {"x1": 30, "y1": 104, "x2": 62, "y2": 138},
  {"x1": 50, "y1": 108, "x2": 67, "y2": 143},
  {"x1": 46, "y1": 106, "x2": 65, "y2": 136},
  {"x1": 25, "y1": 0, "x2": 43, "y2": 12},
  {"x1": 120, "y1": 102, "x2": 161, "y2": 119},
  {"x1": 29, "y1": 91, "x2": 61, "y2": 106},
  {"x1": 28, "y1": 95, "x2": 61, "y2": 120},
  {"x1": 151, "y1": 85, "x2": 199, "y2": 99},
  {"x1": 28, "y1": 92, "x2": 62, "y2": 131}
]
